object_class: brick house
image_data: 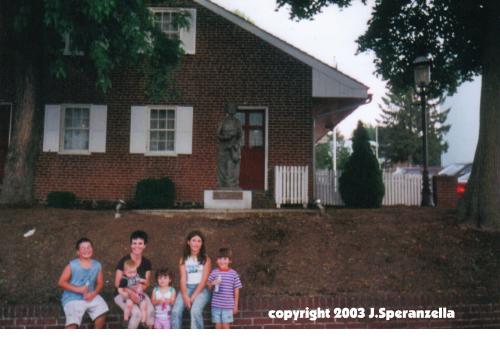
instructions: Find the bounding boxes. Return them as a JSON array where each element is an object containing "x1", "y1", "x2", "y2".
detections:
[{"x1": 0, "y1": 0, "x2": 369, "y2": 205}]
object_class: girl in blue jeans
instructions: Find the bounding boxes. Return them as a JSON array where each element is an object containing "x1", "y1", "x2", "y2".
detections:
[{"x1": 171, "y1": 230, "x2": 212, "y2": 329}]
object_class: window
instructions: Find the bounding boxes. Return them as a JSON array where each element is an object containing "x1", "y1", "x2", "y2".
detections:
[
  {"x1": 235, "y1": 110, "x2": 265, "y2": 148},
  {"x1": 149, "y1": 108, "x2": 175, "y2": 152},
  {"x1": 149, "y1": 8, "x2": 197, "y2": 54},
  {"x1": 153, "y1": 10, "x2": 180, "y2": 40},
  {"x1": 43, "y1": 104, "x2": 107, "y2": 154},
  {"x1": 62, "y1": 106, "x2": 90, "y2": 152},
  {"x1": 130, "y1": 105, "x2": 193, "y2": 156},
  {"x1": 249, "y1": 112, "x2": 264, "y2": 147}
]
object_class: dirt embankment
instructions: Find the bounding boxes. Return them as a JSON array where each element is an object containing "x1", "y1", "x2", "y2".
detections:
[{"x1": 0, "y1": 206, "x2": 499, "y2": 304}]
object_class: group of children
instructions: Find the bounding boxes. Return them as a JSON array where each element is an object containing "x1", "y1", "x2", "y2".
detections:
[{"x1": 58, "y1": 234, "x2": 242, "y2": 329}]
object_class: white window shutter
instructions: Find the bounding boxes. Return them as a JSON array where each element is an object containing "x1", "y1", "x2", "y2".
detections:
[
  {"x1": 180, "y1": 8, "x2": 196, "y2": 55},
  {"x1": 89, "y1": 105, "x2": 107, "y2": 153},
  {"x1": 130, "y1": 106, "x2": 148, "y2": 154},
  {"x1": 175, "y1": 106, "x2": 193, "y2": 154},
  {"x1": 43, "y1": 105, "x2": 61, "y2": 152}
]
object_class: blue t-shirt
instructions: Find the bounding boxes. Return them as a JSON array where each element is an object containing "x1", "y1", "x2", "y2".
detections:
[{"x1": 61, "y1": 259, "x2": 101, "y2": 306}]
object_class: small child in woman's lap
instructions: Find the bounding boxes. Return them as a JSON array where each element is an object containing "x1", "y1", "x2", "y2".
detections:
[
  {"x1": 118, "y1": 259, "x2": 147, "y2": 323},
  {"x1": 151, "y1": 268, "x2": 176, "y2": 329}
]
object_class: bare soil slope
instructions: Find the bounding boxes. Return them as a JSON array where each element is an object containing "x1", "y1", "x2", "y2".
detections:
[{"x1": 0, "y1": 206, "x2": 499, "y2": 304}]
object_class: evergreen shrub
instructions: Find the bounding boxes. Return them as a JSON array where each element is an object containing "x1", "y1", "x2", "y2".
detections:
[{"x1": 339, "y1": 121, "x2": 385, "y2": 208}]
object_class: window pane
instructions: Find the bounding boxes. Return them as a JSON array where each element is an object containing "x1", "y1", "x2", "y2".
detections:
[
  {"x1": 150, "y1": 131, "x2": 159, "y2": 141},
  {"x1": 158, "y1": 131, "x2": 167, "y2": 141},
  {"x1": 158, "y1": 109, "x2": 166, "y2": 120},
  {"x1": 150, "y1": 141, "x2": 158, "y2": 151},
  {"x1": 249, "y1": 129, "x2": 263, "y2": 147},
  {"x1": 65, "y1": 109, "x2": 73, "y2": 127},
  {"x1": 64, "y1": 129, "x2": 89, "y2": 150},
  {"x1": 167, "y1": 140, "x2": 174, "y2": 151},
  {"x1": 249, "y1": 112, "x2": 263, "y2": 126},
  {"x1": 63, "y1": 130, "x2": 72, "y2": 149},
  {"x1": 167, "y1": 118, "x2": 175, "y2": 129},
  {"x1": 158, "y1": 141, "x2": 166, "y2": 151},
  {"x1": 151, "y1": 119, "x2": 158, "y2": 129},
  {"x1": 64, "y1": 107, "x2": 89, "y2": 150},
  {"x1": 158, "y1": 119, "x2": 166, "y2": 129},
  {"x1": 155, "y1": 10, "x2": 181, "y2": 38},
  {"x1": 167, "y1": 131, "x2": 175, "y2": 143},
  {"x1": 151, "y1": 109, "x2": 158, "y2": 120},
  {"x1": 235, "y1": 112, "x2": 245, "y2": 126},
  {"x1": 79, "y1": 108, "x2": 89, "y2": 128},
  {"x1": 166, "y1": 12, "x2": 173, "y2": 30},
  {"x1": 162, "y1": 15, "x2": 169, "y2": 32}
]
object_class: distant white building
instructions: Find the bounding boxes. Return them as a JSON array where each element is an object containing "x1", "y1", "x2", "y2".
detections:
[{"x1": 441, "y1": 77, "x2": 481, "y2": 166}]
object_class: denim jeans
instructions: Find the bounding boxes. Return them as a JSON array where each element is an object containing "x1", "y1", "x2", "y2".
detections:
[{"x1": 171, "y1": 284, "x2": 211, "y2": 329}]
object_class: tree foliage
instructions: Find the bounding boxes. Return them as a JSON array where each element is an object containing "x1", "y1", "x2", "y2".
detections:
[
  {"x1": 7, "y1": 0, "x2": 188, "y2": 99},
  {"x1": 378, "y1": 89, "x2": 450, "y2": 166},
  {"x1": 339, "y1": 121, "x2": 384, "y2": 208}
]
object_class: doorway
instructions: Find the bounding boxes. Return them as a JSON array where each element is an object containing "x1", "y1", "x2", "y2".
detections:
[{"x1": 234, "y1": 108, "x2": 266, "y2": 190}]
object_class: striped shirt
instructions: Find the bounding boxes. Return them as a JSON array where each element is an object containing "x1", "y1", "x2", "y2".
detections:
[{"x1": 208, "y1": 268, "x2": 242, "y2": 309}]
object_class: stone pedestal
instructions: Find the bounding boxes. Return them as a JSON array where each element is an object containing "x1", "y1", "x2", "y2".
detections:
[{"x1": 204, "y1": 190, "x2": 252, "y2": 209}]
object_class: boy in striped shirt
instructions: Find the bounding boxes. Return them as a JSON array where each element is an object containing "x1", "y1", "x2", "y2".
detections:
[{"x1": 207, "y1": 248, "x2": 243, "y2": 329}]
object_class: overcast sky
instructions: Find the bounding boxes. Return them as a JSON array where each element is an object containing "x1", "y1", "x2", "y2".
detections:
[{"x1": 211, "y1": 0, "x2": 386, "y2": 138}]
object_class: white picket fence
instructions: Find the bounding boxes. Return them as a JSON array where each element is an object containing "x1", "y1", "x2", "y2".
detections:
[
  {"x1": 315, "y1": 169, "x2": 344, "y2": 205},
  {"x1": 274, "y1": 166, "x2": 309, "y2": 208},
  {"x1": 382, "y1": 172, "x2": 422, "y2": 205},
  {"x1": 315, "y1": 170, "x2": 424, "y2": 206}
]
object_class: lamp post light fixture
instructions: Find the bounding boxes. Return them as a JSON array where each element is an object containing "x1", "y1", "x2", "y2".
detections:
[{"x1": 413, "y1": 55, "x2": 434, "y2": 207}]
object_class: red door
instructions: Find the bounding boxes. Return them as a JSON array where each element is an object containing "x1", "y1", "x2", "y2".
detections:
[
  {"x1": 0, "y1": 104, "x2": 12, "y2": 183},
  {"x1": 235, "y1": 109, "x2": 265, "y2": 190}
]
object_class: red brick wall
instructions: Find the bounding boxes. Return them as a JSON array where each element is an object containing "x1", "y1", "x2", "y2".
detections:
[
  {"x1": 1, "y1": 294, "x2": 499, "y2": 329},
  {"x1": 433, "y1": 176, "x2": 458, "y2": 208},
  {"x1": 33, "y1": 1, "x2": 313, "y2": 203}
]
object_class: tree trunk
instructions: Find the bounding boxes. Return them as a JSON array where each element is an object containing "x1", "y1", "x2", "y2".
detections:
[
  {"x1": 0, "y1": 61, "x2": 42, "y2": 205},
  {"x1": 458, "y1": 2, "x2": 500, "y2": 229}
]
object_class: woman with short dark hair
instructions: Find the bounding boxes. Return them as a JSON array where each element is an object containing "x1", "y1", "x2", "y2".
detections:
[{"x1": 114, "y1": 230, "x2": 155, "y2": 328}]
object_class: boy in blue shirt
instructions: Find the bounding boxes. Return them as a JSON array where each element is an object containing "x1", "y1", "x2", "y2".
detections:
[{"x1": 58, "y1": 238, "x2": 109, "y2": 328}]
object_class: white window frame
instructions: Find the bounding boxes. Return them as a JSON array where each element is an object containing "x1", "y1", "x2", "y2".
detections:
[
  {"x1": 59, "y1": 104, "x2": 91, "y2": 155},
  {"x1": 149, "y1": 7, "x2": 196, "y2": 55},
  {"x1": 150, "y1": 8, "x2": 183, "y2": 40},
  {"x1": 145, "y1": 105, "x2": 177, "y2": 156},
  {"x1": 151, "y1": 8, "x2": 181, "y2": 40}
]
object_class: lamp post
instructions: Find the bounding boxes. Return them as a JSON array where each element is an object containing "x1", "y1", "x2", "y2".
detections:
[{"x1": 413, "y1": 55, "x2": 434, "y2": 207}]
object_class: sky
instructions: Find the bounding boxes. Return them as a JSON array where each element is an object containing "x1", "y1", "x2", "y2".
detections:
[
  {"x1": 441, "y1": 77, "x2": 480, "y2": 165},
  {"x1": 210, "y1": 0, "x2": 480, "y2": 165}
]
